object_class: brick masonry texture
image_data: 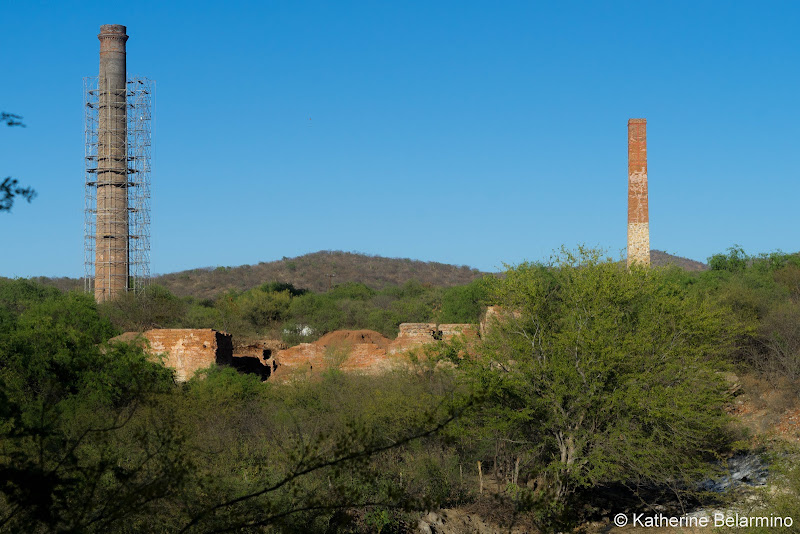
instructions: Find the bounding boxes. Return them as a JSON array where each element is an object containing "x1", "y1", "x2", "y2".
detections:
[
  {"x1": 627, "y1": 222, "x2": 650, "y2": 266},
  {"x1": 112, "y1": 324, "x2": 479, "y2": 382},
  {"x1": 95, "y1": 25, "x2": 130, "y2": 302},
  {"x1": 628, "y1": 118, "x2": 650, "y2": 266},
  {"x1": 112, "y1": 329, "x2": 233, "y2": 381},
  {"x1": 273, "y1": 324, "x2": 478, "y2": 379}
]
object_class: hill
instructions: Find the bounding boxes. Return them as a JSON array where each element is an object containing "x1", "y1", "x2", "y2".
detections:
[
  {"x1": 651, "y1": 250, "x2": 708, "y2": 271},
  {"x1": 155, "y1": 251, "x2": 487, "y2": 298},
  {"x1": 19, "y1": 249, "x2": 708, "y2": 298},
  {"x1": 141, "y1": 250, "x2": 710, "y2": 297}
]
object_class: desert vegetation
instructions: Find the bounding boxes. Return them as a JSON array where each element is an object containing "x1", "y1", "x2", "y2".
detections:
[
  {"x1": 2, "y1": 247, "x2": 800, "y2": 532},
  {"x1": 96, "y1": 276, "x2": 491, "y2": 345},
  {"x1": 23, "y1": 249, "x2": 704, "y2": 297},
  {"x1": 154, "y1": 251, "x2": 485, "y2": 298}
]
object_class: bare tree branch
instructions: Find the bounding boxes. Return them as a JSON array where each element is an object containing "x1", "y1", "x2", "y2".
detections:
[
  {"x1": 1, "y1": 112, "x2": 25, "y2": 127},
  {"x1": 1, "y1": 112, "x2": 35, "y2": 212},
  {"x1": 179, "y1": 410, "x2": 461, "y2": 533}
]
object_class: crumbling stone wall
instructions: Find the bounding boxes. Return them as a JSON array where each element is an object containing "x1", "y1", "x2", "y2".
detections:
[
  {"x1": 388, "y1": 323, "x2": 439, "y2": 354},
  {"x1": 480, "y1": 306, "x2": 522, "y2": 338},
  {"x1": 112, "y1": 323, "x2": 480, "y2": 382},
  {"x1": 113, "y1": 329, "x2": 233, "y2": 382},
  {"x1": 439, "y1": 324, "x2": 479, "y2": 341},
  {"x1": 385, "y1": 323, "x2": 478, "y2": 354},
  {"x1": 232, "y1": 339, "x2": 284, "y2": 381},
  {"x1": 235, "y1": 339, "x2": 287, "y2": 360},
  {"x1": 271, "y1": 324, "x2": 479, "y2": 379},
  {"x1": 275, "y1": 343, "x2": 399, "y2": 376}
]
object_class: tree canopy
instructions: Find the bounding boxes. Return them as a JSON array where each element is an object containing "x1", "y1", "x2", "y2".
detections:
[{"x1": 449, "y1": 248, "x2": 736, "y2": 523}]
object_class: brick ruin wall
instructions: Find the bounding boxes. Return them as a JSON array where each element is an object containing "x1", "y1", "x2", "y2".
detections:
[
  {"x1": 388, "y1": 323, "x2": 438, "y2": 354},
  {"x1": 627, "y1": 118, "x2": 650, "y2": 267},
  {"x1": 231, "y1": 339, "x2": 286, "y2": 380},
  {"x1": 439, "y1": 323, "x2": 478, "y2": 340},
  {"x1": 113, "y1": 323, "x2": 479, "y2": 382},
  {"x1": 130, "y1": 329, "x2": 233, "y2": 382},
  {"x1": 394, "y1": 323, "x2": 479, "y2": 342},
  {"x1": 271, "y1": 342, "x2": 397, "y2": 377},
  {"x1": 273, "y1": 324, "x2": 479, "y2": 378},
  {"x1": 388, "y1": 323, "x2": 478, "y2": 354}
]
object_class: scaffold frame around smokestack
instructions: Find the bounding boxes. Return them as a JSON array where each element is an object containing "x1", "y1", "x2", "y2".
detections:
[
  {"x1": 127, "y1": 76, "x2": 154, "y2": 293},
  {"x1": 84, "y1": 75, "x2": 154, "y2": 295}
]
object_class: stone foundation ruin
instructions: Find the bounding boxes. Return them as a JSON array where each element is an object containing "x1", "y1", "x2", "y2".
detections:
[
  {"x1": 113, "y1": 322, "x2": 479, "y2": 382},
  {"x1": 111, "y1": 328, "x2": 233, "y2": 382}
]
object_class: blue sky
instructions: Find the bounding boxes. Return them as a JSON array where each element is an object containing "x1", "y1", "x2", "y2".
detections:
[{"x1": 2, "y1": 1, "x2": 799, "y2": 277}]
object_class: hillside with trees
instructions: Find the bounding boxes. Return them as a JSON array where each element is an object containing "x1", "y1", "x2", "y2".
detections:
[
  {"x1": 23, "y1": 251, "x2": 487, "y2": 297},
  {"x1": 24, "y1": 249, "x2": 707, "y2": 298},
  {"x1": 3, "y1": 246, "x2": 800, "y2": 532},
  {"x1": 4, "y1": 246, "x2": 800, "y2": 531},
  {"x1": 155, "y1": 251, "x2": 487, "y2": 298}
]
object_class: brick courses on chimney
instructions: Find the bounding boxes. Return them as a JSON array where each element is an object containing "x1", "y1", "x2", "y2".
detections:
[{"x1": 627, "y1": 118, "x2": 650, "y2": 267}]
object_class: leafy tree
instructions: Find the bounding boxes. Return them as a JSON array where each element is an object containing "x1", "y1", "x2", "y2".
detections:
[
  {"x1": 258, "y1": 281, "x2": 307, "y2": 297},
  {"x1": 439, "y1": 277, "x2": 490, "y2": 323},
  {"x1": 708, "y1": 245, "x2": 749, "y2": 272},
  {"x1": 463, "y1": 248, "x2": 735, "y2": 524},
  {"x1": 1, "y1": 112, "x2": 36, "y2": 212},
  {"x1": 695, "y1": 249, "x2": 800, "y2": 381},
  {"x1": 287, "y1": 292, "x2": 343, "y2": 335},
  {"x1": 0, "y1": 178, "x2": 36, "y2": 212},
  {"x1": 328, "y1": 282, "x2": 375, "y2": 301},
  {"x1": 98, "y1": 284, "x2": 187, "y2": 331},
  {"x1": 239, "y1": 287, "x2": 292, "y2": 328},
  {"x1": 183, "y1": 298, "x2": 222, "y2": 330},
  {"x1": 1, "y1": 112, "x2": 25, "y2": 127},
  {"x1": 0, "y1": 281, "x2": 184, "y2": 532}
]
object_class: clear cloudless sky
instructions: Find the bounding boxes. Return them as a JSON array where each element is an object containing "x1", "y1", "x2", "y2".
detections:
[{"x1": 2, "y1": 1, "x2": 799, "y2": 277}]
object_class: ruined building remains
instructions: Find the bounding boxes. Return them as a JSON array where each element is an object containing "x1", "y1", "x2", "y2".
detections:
[
  {"x1": 114, "y1": 324, "x2": 479, "y2": 382},
  {"x1": 627, "y1": 118, "x2": 650, "y2": 266},
  {"x1": 111, "y1": 329, "x2": 234, "y2": 382},
  {"x1": 85, "y1": 24, "x2": 153, "y2": 301}
]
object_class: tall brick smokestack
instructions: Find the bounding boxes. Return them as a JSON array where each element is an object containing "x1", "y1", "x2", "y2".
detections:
[
  {"x1": 627, "y1": 118, "x2": 650, "y2": 266},
  {"x1": 95, "y1": 24, "x2": 129, "y2": 301}
]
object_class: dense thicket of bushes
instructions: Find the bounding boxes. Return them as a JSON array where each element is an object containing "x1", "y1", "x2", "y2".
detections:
[
  {"x1": 435, "y1": 248, "x2": 736, "y2": 526},
  {"x1": 98, "y1": 278, "x2": 491, "y2": 344},
  {"x1": 697, "y1": 246, "x2": 800, "y2": 383},
  {"x1": 0, "y1": 280, "x2": 465, "y2": 531},
  {"x1": 3, "y1": 246, "x2": 800, "y2": 531}
]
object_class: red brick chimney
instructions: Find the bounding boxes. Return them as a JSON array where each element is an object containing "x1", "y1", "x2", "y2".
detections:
[{"x1": 627, "y1": 119, "x2": 649, "y2": 266}]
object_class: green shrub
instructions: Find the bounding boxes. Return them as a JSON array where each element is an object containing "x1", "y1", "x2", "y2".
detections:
[
  {"x1": 98, "y1": 284, "x2": 187, "y2": 331},
  {"x1": 460, "y1": 247, "x2": 736, "y2": 526},
  {"x1": 439, "y1": 278, "x2": 490, "y2": 323},
  {"x1": 239, "y1": 288, "x2": 292, "y2": 327}
]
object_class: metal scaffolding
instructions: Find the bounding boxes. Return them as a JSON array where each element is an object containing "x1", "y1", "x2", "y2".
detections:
[
  {"x1": 84, "y1": 75, "x2": 154, "y2": 295},
  {"x1": 127, "y1": 76, "x2": 154, "y2": 293},
  {"x1": 84, "y1": 76, "x2": 98, "y2": 294}
]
